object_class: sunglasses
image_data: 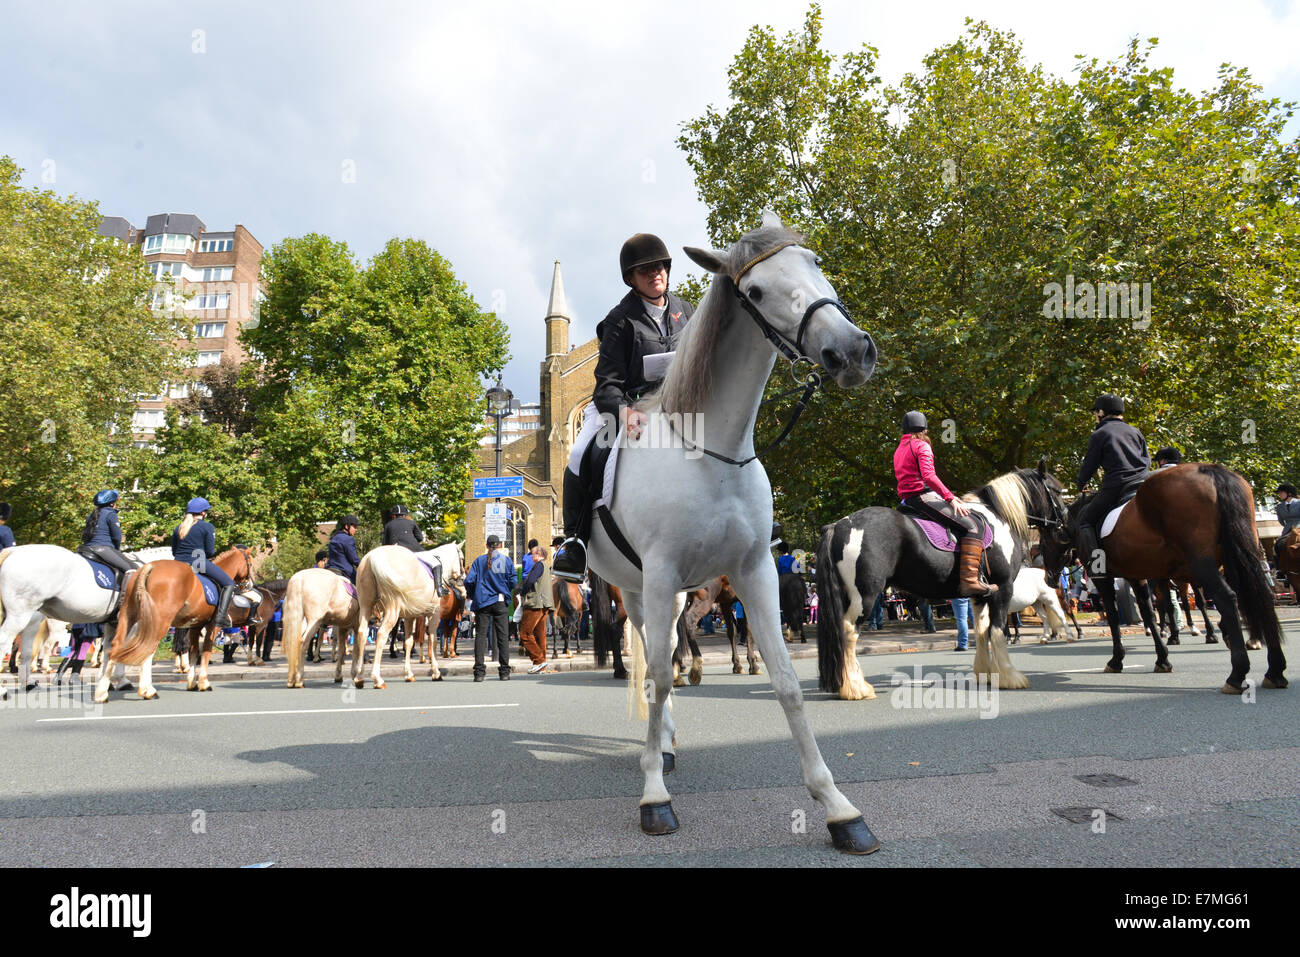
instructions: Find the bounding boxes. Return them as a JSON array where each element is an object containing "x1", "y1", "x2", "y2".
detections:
[{"x1": 634, "y1": 262, "x2": 668, "y2": 277}]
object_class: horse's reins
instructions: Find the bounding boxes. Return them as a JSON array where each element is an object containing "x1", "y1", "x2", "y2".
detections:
[{"x1": 668, "y1": 241, "x2": 852, "y2": 468}]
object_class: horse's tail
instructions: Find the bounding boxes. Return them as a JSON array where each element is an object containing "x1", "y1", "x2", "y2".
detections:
[
  {"x1": 1205, "y1": 465, "x2": 1283, "y2": 649},
  {"x1": 628, "y1": 611, "x2": 649, "y2": 721},
  {"x1": 281, "y1": 577, "x2": 307, "y2": 672},
  {"x1": 589, "y1": 570, "x2": 614, "y2": 668},
  {"x1": 555, "y1": 579, "x2": 579, "y2": 631},
  {"x1": 816, "y1": 523, "x2": 846, "y2": 694},
  {"x1": 112, "y1": 564, "x2": 158, "y2": 666},
  {"x1": 366, "y1": 549, "x2": 415, "y2": 618}
]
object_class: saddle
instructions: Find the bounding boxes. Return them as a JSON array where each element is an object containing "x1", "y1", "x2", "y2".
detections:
[
  {"x1": 195, "y1": 574, "x2": 253, "y2": 613},
  {"x1": 897, "y1": 504, "x2": 992, "y2": 552},
  {"x1": 1095, "y1": 480, "x2": 1145, "y2": 542},
  {"x1": 581, "y1": 420, "x2": 642, "y2": 570}
]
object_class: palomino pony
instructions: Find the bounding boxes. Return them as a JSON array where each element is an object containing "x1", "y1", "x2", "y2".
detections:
[
  {"x1": 282, "y1": 567, "x2": 365, "y2": 688},
  {"x1": 817, "y1": 464, "x2": 1069, "y2": 700},
  {"x1": 1069, "y1": 464, "x2": 1285, "y2": 693},
  {"x1": 0, "y1": 544, "x2": 146, "y2": 698},
  {"x1": 354, "y1": 542, "x2": 465, "y2": 687},
  {"x1": 585, "y1": 213, "x2": 880, "y2": 853},
  {"x1": 94, "y1": 547, "x2": 256, "y2": 701}
]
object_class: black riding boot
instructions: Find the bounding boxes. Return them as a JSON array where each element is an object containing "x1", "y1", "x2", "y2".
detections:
[
  {"x1": 553, "y1": 468, "x2": 590, "y2": 583},
  {"x1": 214, "y1": 584, "x2": 236, "y2": 628},
  {"x1": 1077, "y1": 524, "x2": 1100, "y2": 567},
  {"x1": 432, "y1": 564, "x2": 445, "y2": 597}
]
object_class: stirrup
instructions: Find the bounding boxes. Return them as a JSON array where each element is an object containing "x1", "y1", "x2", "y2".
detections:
[{"x1": 552, "y1": 537, "x2": 587, "y2": 582}]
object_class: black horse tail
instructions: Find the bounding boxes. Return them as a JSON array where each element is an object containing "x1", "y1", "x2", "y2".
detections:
[
  {"x1": 1205, "y1": 465, "x2": 1282, "y2": 649},
  {"x1": 817, "y1": 523, "x2": 846, "y2": 693},
  {"x1": 590, "y1": 570, "x2": 614, "y2": 668}
]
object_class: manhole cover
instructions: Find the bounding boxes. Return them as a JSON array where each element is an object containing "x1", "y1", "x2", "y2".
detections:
[
  {"x1": 1075, "y1": 773, "x2": 1138, "y2": 788},
  {"x1": 1051, "y1": 806, "x2": 1124, "y2": 824}
]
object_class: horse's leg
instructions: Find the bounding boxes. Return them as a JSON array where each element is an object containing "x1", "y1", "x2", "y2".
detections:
[
  {"x1": 986, "y1": 594, "x2": 1029, "y2": 690},
  {"x1": 835, "y1": 570, "x2": 876, "y2": 701},
  {"x1": 403, "y1": 616, "x2": 416, "y2": 683},
  {"x1": 138, "y1": 649, "x2": 158, "y2": 700},
  {"x1": 730, "y1": 562, "x2": 877, "y2": 852},
  {"x1": 676, "y1": 605, "x2": 703, "y2": 686},
  {"x1": 727, "y1": 609, "x2": 743, "y2": 674},
  {"x1": 626, "y1": 587, "x2": 678, "y2": 834},
  {"x1": 369, "y1": 609, "x2": 398, "y2": 689},
  {"x1": 1136, "y1": 582, "x2": 1172, "y2": 672},
  {"x1": 1188, "y1": 559, "x2": 1250, "y2": 693},
  {"x1": 1096, "y1": 579, "x2": 1126, "y2": 673},
  {"x1": 972, "y1": 600, "x2": 992, "y2": 679},
  {"x1": 198, "y1": 628, "x2": 215, "y2": 692},
  {"x1": 426, "y1": 616, "x2": 442, "y2": 681}
]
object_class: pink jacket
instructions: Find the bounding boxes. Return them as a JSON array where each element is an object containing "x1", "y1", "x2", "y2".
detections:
[{"x1": 894, "y1": 434, "x2": 953, "y2": 501}]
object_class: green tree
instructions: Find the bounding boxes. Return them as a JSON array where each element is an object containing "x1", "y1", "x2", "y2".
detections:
[
  {"x1": 243, "y1": 235, "x2": 509, "y2": 534},
  {"x1": 0, "y1": 156, "x2": 189, "y2": 545},
  {"x1": 679, "y1": 9, "x2": 1300, "y2": 542}
]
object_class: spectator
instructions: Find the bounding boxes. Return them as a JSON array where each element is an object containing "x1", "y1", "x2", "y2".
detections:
[
  {"x1": 951, "y1": 596, "x2": 974, "y2": 650},
  {"x1": 732, "y1": 600, "x2": 748, "y2": 647},
  {"x1": 464, "y1": 534, "x2": 516, "y2": 681},
  {"x1": 515, "y1": 545, "x2": 554, "y2": 674}
]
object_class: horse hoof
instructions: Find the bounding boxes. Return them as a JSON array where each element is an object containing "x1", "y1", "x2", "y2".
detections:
[
  {"x1": 689, "y1": 671, "x2": 702, "y2": 687},
  {"x1": 1246, "y1": 640, "x2": 1262, "y2": 650},
  {"x1": 139, "y1": 689, "x2": 158, "y2": 700},
  {"x1": 640, "y1": 801, "x2": 679, "y2": 835},
  {"x1": 405, "y1": 676, "x2": 415, "y2": 683},
  {"x1": 750, "y1": 665, "x2": 762, "y2": 676},
  {"x1": 1220, "y1": 682, "x2": 1245, "y2": 695},
  {"x1": 1167, "y1": 637, "x2": 1180, "y2": 646},
  {"x1": 375, "y1": 681, "x2": 386, "y2": 690},
  {"x1": 431, "y1": 673, "x2": 443, "y2": 682},
  {"x1": 732, "y1": 665, "x2": 743, "y2": 675},
  {"x1": 1154, "y1": 662, "x2": 1173, "y2": 674},
  {"x1": 1262, "y1": 675, "x2": 1288, "y2": 690},
  {"x1": 828, "y1": 815, "x2": 881, "y2": 855},
  {"x1": 354, "y1": 680, "x2": 365, "y2": 688},
  {"x1": 1206, "y1": 636, "x2": 1219, "y2": 644},
  {"x1": 202, "y1": 684, "x2": 213, "y2": 692},
  {"x1": 672, "y1": 676, "x2": 686, "y2": 688},
  {"x1": 613, "y1": 669, "x2": 628, "y2": 680},
  {"x1": 119, "y1": 681, "x2": 134, "y2": 692},
  {"x1": 1103, "y1": 663, "x2": 1121, "y2": 674},
  {"x1": 662, "y1": 752, "x2": 675, "y2": 774}
]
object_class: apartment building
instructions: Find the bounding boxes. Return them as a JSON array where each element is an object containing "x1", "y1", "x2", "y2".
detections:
[{"x1": 98, "y1": 213, "x2": 264, "y2": 444}]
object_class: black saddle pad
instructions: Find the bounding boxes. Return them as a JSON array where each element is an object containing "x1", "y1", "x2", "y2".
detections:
[{"x1": 580, "y1": 433, "x2": 613, "y2": 504}]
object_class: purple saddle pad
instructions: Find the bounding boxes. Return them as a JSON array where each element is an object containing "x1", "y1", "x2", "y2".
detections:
[
  {"x1": 343, "y1": 581, "x2": 357, "y2": 599},
  {"x1": 908, "y1": 515, "x2": 994, "y2": 552}
]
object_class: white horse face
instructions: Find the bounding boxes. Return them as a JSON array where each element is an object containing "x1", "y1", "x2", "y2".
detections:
[{"x1": 685, "y1": 211, "x2": 877, "y2": 389}]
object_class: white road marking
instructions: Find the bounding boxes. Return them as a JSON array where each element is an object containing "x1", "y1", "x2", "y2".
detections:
[{"x1": 38, "y1": 702, "x2": 520, "y2": 723}]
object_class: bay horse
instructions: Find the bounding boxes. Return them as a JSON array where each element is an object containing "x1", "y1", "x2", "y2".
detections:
[
  {"x1": 281, "y1": 567, "x2": 364, "y2": 688},
  {"x1": 178, "y1": 579, "x2": 283, "y2": 669},
  {"x1": 93, "y1": 547, "x2": 256, "y2": 702},
  {"x1": 551, "y1": 578, "x2": 585, "y2": 658},
  {"x1": 817, "y1": 463, "x2": 1069, "y2": 699},
  {"x1": 1275, "y1": 527, "x2": 1300, "y2": 604},
  {"x1": 354, "y1": 542, "x2": 464, "y2": 687},
  {"x1": 1068, "y1": 463, "x2": 1285, "y2": 693},
  {"x1": 590, "y1": 571, "x2": 629, "y2": 679},
  {"x1": 676, "y1": 575, "x2": 759, "y2": 681},
  {"x1": 586, "y1": 212, "x2": 880, "y2": 853}
]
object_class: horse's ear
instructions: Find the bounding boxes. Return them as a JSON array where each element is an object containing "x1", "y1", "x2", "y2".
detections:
[
  {"x1": 683, "y1": 246, "x2": 727, "y2": 275},
  {"x1": 1037, "y1": 456, "x2": 1048, "y2": 477},
  {"x1": 760, "y1": 208, "x2": 784, "y2": 230}
]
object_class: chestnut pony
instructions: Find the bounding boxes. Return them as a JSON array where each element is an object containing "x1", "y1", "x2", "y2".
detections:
[{"x1": 93, "y1": 548, "x2": 255, "y2": 702}]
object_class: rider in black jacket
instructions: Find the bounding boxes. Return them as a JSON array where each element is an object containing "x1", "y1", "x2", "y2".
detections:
[
  {"x1": 382, "y1": 505, "x2": 425, "y2": 551},
  {"x1": 1076, "y1": 394, "x2": 1150, "y2": 564},
  {"x1": 552, "y1": 233, "x2": 695, "y2": 581}
]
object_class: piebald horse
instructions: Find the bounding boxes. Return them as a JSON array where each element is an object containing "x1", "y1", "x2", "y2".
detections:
[
  {"x1": 93, "y1": 547, "x2": 256, "y2": 701},
  {"x1": 354, "y1": 542, "x2": 465, "y2": 687},
  {"x1": 586, "y1": 213, "x2": 881, "y2": 854},
  {"x1": 282, "y1": 567, "x2": 365, "y2": 688}
]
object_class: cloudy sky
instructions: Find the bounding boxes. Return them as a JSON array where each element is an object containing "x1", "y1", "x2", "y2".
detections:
[{"x1": 4, "y1": 1, "x2": 1298, "y2": 402}]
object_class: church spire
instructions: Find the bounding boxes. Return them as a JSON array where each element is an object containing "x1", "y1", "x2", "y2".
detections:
[{"x1": 545, "y1": 260, "x2": 570, "y2": 357}]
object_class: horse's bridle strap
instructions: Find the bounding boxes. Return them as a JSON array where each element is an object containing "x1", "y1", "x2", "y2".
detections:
[{"x1": 731, "y1": 240, "x2": 799, "y2": 285}]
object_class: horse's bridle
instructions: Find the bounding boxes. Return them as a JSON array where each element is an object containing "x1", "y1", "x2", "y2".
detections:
[
  {"x1": 1025, "y1": 474, "x2": 1069, "y2": 537},
  {"x1": 668, "y1": 242, "x2": 851, "y2": 468}
]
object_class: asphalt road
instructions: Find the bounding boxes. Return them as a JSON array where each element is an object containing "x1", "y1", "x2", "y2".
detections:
[{"x1": 3, "y1": 619, "x2": 1297, "y2": 867}]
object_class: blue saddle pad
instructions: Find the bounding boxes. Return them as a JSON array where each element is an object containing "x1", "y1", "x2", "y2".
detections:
[
  {"x1": 85, "y1": 559, "x2": 119, "y2": 590},
  {"x1": 198, "y1": 574, "x2": 220, "y2": 606}
]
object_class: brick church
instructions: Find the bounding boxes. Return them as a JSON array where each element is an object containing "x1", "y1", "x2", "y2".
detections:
[{"x1": 463, "y1": 262, "x2": 597, "y2": 560}]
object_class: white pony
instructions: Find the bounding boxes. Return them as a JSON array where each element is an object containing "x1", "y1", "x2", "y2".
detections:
[
  {"x1": 0, "y1": 544, "x2": 167, "y2": 699},
  {"x1": 588, "y1": 213, "x2": 881, "y2": 854},
  {"x1": 354, "y1": 542, "x2": 465, "y2": 688},
  {"x1": 1006, "y1": 566, "x2": 1073, "y2": 643}
]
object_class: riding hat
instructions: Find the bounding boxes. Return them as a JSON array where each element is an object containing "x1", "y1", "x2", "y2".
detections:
[
  {"x1": 619, "y1": 233, "x2": 671, "y2": 284},
  {"x1": 486, "y1": 534, "x2": 501, "y2": 548},
  {"x1": 391, "y1": 504, "x2": 409, "y2": 516},
  {"x1": 1154, "y1": 447, "x2": 1182, "y2": 464},
  {"x1": 186, "y1": 496, "x2": 211, "y2": 514},
  {"x1": 1277, "y1": 483, "x2": 1298, "y2": 497},
  {"x1": 0, "y1": 502, "x2": 10, "y2": 521},
  {"x1": 93, "y1": 489, "x2": 120, "y2": 507},
  {"x1": 901, "y1": 410, "x2": 928, "y2": 433},
  {"x1": 340, "y1": 514, "x2": 361, "y2": 528},
  {"x1": 1092, "y1": 394, "x2": 1125, "y2": 416}
]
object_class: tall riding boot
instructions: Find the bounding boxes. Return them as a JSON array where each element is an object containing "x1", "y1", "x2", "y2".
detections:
[
  {"x1": 214, "y1": 584, "x2": 236, "y2": 628},
  {"x1": 958, "y1": 537, "x2": 998, "y2": 597},
  {"x1": 432, "y1": 565, "x2": 445, "y2": 597},
  {"x1": 1078, "y1": 524, "x2": 1100, "y2": 566},
  {"x1": 553, "y1": 468, "x2": 589, "y2": 583}
]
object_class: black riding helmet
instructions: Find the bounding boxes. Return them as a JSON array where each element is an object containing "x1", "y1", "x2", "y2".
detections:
[
  {"x1": 620, "y1": 233, "x2": 671, "y2": 286},
  {"x1": 1277, "y1": 483, "x2": 1298, "y2": 497},
  {"x1": 901, "y1": 410, "x2": 927, "y2": 433},
  {"x1": 340, "y1": 514, "x2": 361, "y2": 528},
  {"x1": 1093, "y1": 394, "x2": 1125, "y2": 416},
  {"x1": 0, "y1": 502, "x2": 10, "y2": 521},
  {"x1": 1154, "y1": 447, "x2": 1182, "y2": 464},
  {"x1": 390, "y1": 504, "x2": 409, "y2": 517}
]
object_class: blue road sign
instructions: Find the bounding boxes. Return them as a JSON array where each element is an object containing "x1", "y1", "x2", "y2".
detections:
[{"x1": 473, "y1": 476, "x2": 524, "y2": 499}]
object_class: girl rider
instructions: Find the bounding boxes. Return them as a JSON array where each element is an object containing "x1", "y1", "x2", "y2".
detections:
[
  {"x1": 552, "y1": 233, "x2": 694, "y2": 581},
  {"x1": 326, "y1": 514, "x2": 362, "y2": 583},
  {"x1": 171, "y1": 497, "x2": 258, "y2": 627},
  {"x1": 78, "y1": 489, "x2": 140, "y2": 586},
  {"x1": 894, "y1": 411, "x2": 997, "y2": 597}
]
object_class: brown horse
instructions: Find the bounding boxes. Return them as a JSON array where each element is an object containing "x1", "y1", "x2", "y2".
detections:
[
  {"x1": 679, "y1": 575, "x2": 760, "y2": 681},
  {"x1": 431, "y1": 578, "x2": 467, "y2": 658},
  {"x1": 1070, "y1": 463, "x2": 1285, "y2": 693},
  {"x1": 93, "y1": 548, "x2": 256, "y2": 702},
  {"x1": 178, "y1": 580, "x2": 283, "y2": 670},
  {"x1": 590, "y1": 571, "x2": 629, "y2": 679},
  {"x1": 551, "y1": 578, "x2": 585, "y2": 658},
  {"x1": 1276, "y1": 528, "x2": 1300, "y2": 604}
]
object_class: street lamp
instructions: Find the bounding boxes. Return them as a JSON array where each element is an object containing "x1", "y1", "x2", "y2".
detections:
[{"x1": 485, "y1": 377, "x2": 513, "y2": 479}]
